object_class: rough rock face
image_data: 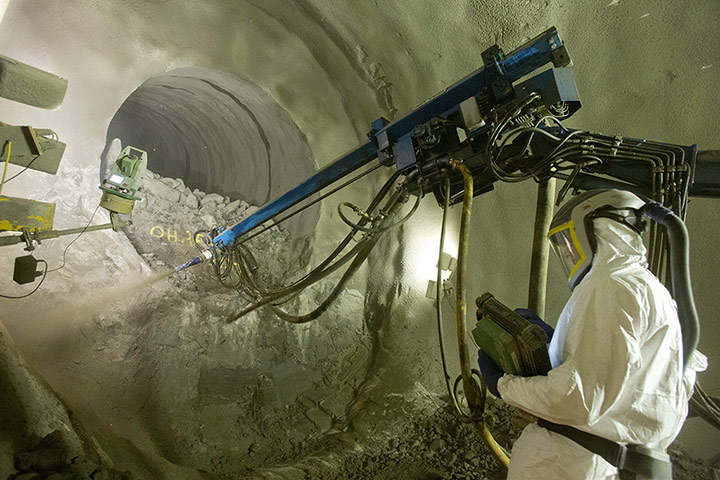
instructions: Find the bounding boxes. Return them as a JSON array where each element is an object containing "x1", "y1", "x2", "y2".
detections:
[
  {"x1": 73, "y1": 173, "x2": 720, "y2": 478},
  {"x1": 0, "y1": 165, "x2": 714, "y2": 478},
  {"x1": 82, "y1": 170, "x2": 371, "y2": 474},
  {"x1": 2, "y1": 0, "x2": 719, "y2": 475},
  {"x1": 9, "y1": 430, "x2": 133, "y2": 480},
  {"x1": 115, "y1": 171, "x2": 508, "y2": 477}
]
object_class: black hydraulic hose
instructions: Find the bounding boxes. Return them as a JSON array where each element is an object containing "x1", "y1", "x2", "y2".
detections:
[
  {"x1": 435, "y1": 172, "x2": 472, "y2": 422},
  {"x1": 640, "y1": 202, "x2": 699, "y2": 369},
  {"x1": 283, "y1": 169, "x2": 407, "y2": 286},
  {"x1": 337, "y1": 185, "x2": 422, "y2": 233},
  {"x1": 271, "y1": 186, "x2": 411, "y2": 324},
  {"x1": 231, "y1": 170, "x2": 406, "y2": 302},
  {"x1": 271, "y1": 236, "x2": 377, "y2": 323},
  {"x1": 226, "y1": 238, "x2": 369, "y2": 322}
]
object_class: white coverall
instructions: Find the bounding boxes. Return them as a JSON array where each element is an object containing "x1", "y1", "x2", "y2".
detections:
[{"x1": 498, "y1": 219, "x2": 707, "y2": 479}]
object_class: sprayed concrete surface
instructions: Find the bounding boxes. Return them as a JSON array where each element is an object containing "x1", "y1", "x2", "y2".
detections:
[
  {"x1": 1, "y1": 0, "x2": 720, "y2": 478},
  {"x1": 104, "y1": 67, "x2": 319, "y2": 240}
]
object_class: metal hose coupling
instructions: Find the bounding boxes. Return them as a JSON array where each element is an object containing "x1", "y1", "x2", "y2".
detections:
[{"x1": 175, "y1": 249, "x2": 213, "y2": 272}]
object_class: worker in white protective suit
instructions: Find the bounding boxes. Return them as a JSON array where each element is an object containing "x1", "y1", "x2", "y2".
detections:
[{"x1": 477, "y1": 189, "x2": 707, "y2": 480}]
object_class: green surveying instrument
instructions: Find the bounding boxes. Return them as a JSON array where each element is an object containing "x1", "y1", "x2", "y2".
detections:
[{"x1": 99, "y1": 146, "x2": 147, "y2": 215}]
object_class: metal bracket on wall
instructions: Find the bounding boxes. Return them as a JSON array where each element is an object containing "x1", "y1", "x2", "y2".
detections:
[{"x1": 0, "y1": 125, "x2": 65, "y2": 175}]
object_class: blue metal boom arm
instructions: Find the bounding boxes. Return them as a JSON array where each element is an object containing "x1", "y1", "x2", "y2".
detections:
[{"x1": 212, "y1": 27, "x2": 570, "y2": 247}]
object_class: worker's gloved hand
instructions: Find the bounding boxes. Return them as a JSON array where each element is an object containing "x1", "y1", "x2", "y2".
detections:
[
  {"x1": 477, "y1": 350, "x2": 503, "y2": 398},
  {"x1": 515, "y1": 308, "x2": 554, "y2": 342}
]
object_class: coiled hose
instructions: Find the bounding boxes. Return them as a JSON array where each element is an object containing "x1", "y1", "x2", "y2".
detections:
[{"x1": 451, "y1": 160, "x2": 510, "y2": 468}]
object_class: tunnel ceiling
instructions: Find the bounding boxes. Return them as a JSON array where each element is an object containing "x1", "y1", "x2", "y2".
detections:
[
  {"x1": 1, "y1": 0, "x2": 720, "y2": 477},
  {"x1": 105, "y1": 67, "x2": 319, "y2": 237}
]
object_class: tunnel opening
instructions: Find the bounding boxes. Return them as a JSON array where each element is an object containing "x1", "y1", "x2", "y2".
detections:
[{"x1": 103, "y1": 67, "x2": 319, "y2": 244}]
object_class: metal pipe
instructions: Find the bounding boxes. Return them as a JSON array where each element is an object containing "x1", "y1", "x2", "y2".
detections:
[
  {"x1": 528, "y1": 178, "x2": 555, "y2": 317},
  {"x1": 0, "y1": 141, "x2": 11, "y2": 195},
  {"x1": 0, "y1": 221, "x2": 124, "y2": 248},
  {"x1": 33, "y1": 222, "x2": 118, "y2": 240}
]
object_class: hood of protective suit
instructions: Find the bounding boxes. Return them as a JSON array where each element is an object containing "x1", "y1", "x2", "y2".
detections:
[{"x1": 588, "y1": 218, "x2": 647, "y2": 272}]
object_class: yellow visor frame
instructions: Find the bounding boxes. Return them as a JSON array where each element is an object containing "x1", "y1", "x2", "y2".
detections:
[{"x1": 547, "y1": 220, "x2": 588, "y2": 283}]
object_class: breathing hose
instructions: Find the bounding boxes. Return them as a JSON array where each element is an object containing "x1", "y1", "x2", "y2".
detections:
[
  {"x1": 451, "y1": 160, "x2": 511, "y2": 468},
  {"x1": 640, "y1": 202, "x2": 699, "y2": 369}
]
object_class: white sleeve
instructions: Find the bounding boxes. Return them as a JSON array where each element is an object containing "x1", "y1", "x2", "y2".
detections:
[{"x1": 497, "y1": 279, "x2": 643, "y2": 427}]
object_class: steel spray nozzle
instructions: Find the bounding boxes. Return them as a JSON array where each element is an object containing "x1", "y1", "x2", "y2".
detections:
[{"x1": 174, "y1": 250, "x2": 213, "y2": 272}]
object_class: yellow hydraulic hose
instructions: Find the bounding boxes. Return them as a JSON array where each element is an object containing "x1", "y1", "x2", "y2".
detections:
[
  {"x1": 452, "y1": 161, "x2": 479, "y2": 409},
  {"x1": 0, "y1": 141, "x2": 11, "y2": 195},
  {"x1": 476, "y1": 422, "x2": 510, "y2": 466},
  {"x1": 451, "y1": 160, "x2": 511, "y2": 468}
]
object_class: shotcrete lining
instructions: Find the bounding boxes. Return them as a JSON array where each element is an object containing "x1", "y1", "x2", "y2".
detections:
[
  {"x1": 1, "y1": 0, "x2": 719, "y2": 477},
  {"x1": 105, "y1": 67, "x2": 319, "y2": 238}
]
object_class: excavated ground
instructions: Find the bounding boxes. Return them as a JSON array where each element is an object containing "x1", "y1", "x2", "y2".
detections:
[
  {"x1": 2, "y1": 168, "x2": 714, "y2": 479},
  {"x1": 1, "y1": 0, "x2": 719, "y2": 478}
]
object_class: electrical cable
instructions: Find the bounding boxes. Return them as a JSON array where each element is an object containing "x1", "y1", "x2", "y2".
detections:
[
  {"x1": 47, "y1": 206, "x2": 100, "y2": 273},
  {"x1": 0, "y1": 259, "x2": 48, "y2": 299},
  {"x1": 0, "y1": 135, "x2": 49, "y2": 186},
  {"x1": 0, "y1": 157, "x2": 40, "y2": 185}
]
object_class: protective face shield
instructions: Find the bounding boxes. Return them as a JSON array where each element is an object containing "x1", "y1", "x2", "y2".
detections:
[{"x1": 548, "y1": 189, "x2": 647, "y2": 290}]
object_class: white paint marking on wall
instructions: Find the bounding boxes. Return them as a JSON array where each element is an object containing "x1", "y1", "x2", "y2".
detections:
[{"x1": 640, "y1": 13, "x2": 651, "y2": 19}]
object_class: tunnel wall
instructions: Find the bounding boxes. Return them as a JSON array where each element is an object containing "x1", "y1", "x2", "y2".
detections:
[
  {"x1": 0, "y1": 0, "x2": 719, "y2": 475},
  {"x1": 104, "y1": 67, "x2": 319, "y2": 238}
]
